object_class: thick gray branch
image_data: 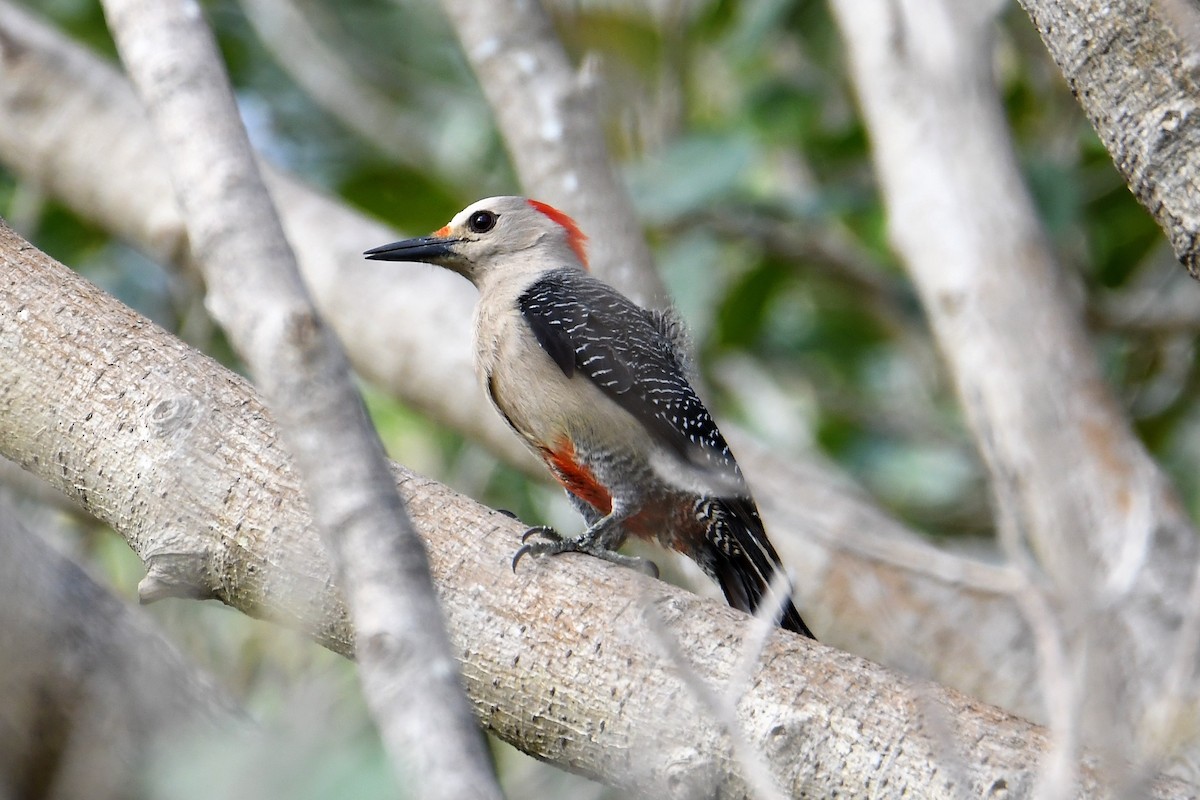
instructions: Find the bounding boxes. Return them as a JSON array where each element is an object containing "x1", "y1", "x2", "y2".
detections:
[
  {"x1": 95, "y1": 0, "x2": 500, "y2": 797},
  {"x1": 0, "y1": 0, "x2": 534, "y2": 471},
  {"x1": 3, "y1": 222, "x2": 1193, "y2": 799},
  {"x1": 1018, "y1": 0, "x2": 1200, "y2": 279}
]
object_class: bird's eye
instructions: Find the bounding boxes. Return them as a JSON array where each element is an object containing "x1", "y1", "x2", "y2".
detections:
[{"x1": 467, "y1": 210, "x2": 498, "y2": 233}]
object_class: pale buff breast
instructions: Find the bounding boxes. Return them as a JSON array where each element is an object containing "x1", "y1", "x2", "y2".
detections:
[{"x1": 472, "y1": 290, "x2": 646, "y2": 464}]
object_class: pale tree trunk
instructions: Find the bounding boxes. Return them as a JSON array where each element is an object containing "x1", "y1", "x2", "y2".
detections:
[
  {"x1": 0, "y1": 2, "x2": 1053, "y2": 720},
  {"x1": 4, "y1": 221, "x2": 1192, "y2": 799},
  {"x1": 0, "y1": 496, "x2": 241, "y2": 800},
  {"x1": 0, "y1": 0, "x2": 1190, "y2": 796},
  {"x1": 831, "y1": 0, "x2": 1200, "y2": 788},
  {"x1": 95, "y1": 0, "x2": 501, "y2": 797}
]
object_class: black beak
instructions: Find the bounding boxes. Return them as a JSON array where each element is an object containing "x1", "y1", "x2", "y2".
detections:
[{"x1": 363, "y1": 235, "x2": 460, "y2": 262}]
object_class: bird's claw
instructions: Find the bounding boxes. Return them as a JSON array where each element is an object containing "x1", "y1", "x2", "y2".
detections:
[
  {"x1": 520, "y1": 525, "x2": 562, "y2": 544},
  {"x1": 511, "y1": 527, "x2": 565, "y2": 571},
  {"x1": 511, "y1": 534, "x2": 564, "y2": 572},
  {"x1": 511, "y1": 543, "x2": 534, "y2": 572},
  {"x1": 511, "y1": 525, "x2": 660, "y2": 579}
]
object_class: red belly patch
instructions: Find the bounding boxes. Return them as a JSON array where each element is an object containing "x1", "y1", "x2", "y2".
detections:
[{"x1": 542, "y1": 438, "x2": 612, "y2": 515}]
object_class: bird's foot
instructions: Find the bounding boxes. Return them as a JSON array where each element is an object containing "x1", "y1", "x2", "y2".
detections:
[
  {"x1": 520, "y1": 525, "x2": 562, "y2": 543},
  {"x1": 512, "y1": 526, "x2": 659, "y2": 578}
]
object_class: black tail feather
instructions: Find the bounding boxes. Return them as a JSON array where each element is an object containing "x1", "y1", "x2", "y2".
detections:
[{"x1": 706, "y1": 497, "x2": 815, "y2": 639}]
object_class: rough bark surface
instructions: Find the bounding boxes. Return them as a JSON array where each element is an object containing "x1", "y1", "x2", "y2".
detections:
[
  {"x1": 4, "y1": 226, "x2": 1193, "y2": 798},
  {"x1": 0, "y1": 0, "x2": 533, "y2": 471},
  {"x1": 1018, "y1": 0, "x2": 1200, "y2": 278},
  {"x1": 96, "y1": 0, "x2": 502, "y2": 796}
]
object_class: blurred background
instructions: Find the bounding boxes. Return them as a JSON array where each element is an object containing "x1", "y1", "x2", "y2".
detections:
[{"x1": 4, "y1": 0, "x2": 1196, "y2": 796}]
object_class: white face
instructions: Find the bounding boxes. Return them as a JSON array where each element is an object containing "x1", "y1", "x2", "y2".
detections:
[
  {"x1": 443, "y1": 197, "x2": 553, "y2": 258},
  {"x1": 365, "y1": 195, "x2": 587, "y2": 285},
  {"x1": 364, "y1": 196, "x2": 588, "y2": 284},
  {"x1": 433, "y1": 196, "x2": 587, "y2": 283}
]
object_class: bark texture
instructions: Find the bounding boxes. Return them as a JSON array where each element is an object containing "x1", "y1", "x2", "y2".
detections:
[
  {"x1": 1018, "y1": 0, "x2": 1200, "y2": 279},
  {"x1": 0, "y1": 0, "x2": 534, "y2": 472},
  {"x1": 4, "y1": 224, "x2": 1193, "y2": 798}
]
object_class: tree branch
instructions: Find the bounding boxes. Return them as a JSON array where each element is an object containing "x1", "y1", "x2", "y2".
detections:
[
  {"x1": 96, "y1": 0, "x2": 500, "y2": 796},
  {"x1": 0, "y1": 0, "x2": 536, "y2": 471},
  {"x1": 0, "y1": 495, "x2": 241, "y2": 799},
  {"x1": 1017, "y1": 0, "x2": 1200, "y2": 279},
  {"x1": 4, "y1": 219, "x2": 1192, "y2": 798},
  {"x1": 437, "y1": 0, "x2": 666, "y2": 307}
]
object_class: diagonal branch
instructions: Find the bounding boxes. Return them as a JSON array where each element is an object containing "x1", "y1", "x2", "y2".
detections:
[
  {"x1": 437, "y1": 0, "x2": 666, "y2": 307},
  {"x1": 4, "y1": 219, "x2": 1195, "y2": 799},
  {"x1": 1017, "y1": 0, "x2": 1200, "y2": 280},
  {"x1": 95, "y1": 0, "x2": 500, "y2": 797},
  {"x1": 0, "y1": 0, "x2": 1048, "y2": 720}
]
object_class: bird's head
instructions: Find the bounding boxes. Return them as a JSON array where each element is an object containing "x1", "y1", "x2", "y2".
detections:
[{"x1": 364, "y1": 196, "x2": 588, "y2": 286}]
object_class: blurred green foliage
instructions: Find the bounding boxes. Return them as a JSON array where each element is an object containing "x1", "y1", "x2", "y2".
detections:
[
  {"x1": 5, "y1": 0, "x2": 1197, "y2": 795},
  {"x1": 8, "y1": 0, "x2": 1185, "y2": 521}
]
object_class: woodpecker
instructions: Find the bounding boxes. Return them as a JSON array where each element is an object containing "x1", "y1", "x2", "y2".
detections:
[{"x1": 365, "y1": 197, "x2": 813, "y2": 638}]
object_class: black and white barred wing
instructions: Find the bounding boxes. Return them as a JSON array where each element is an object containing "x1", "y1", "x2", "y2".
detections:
[{"x1": 519, "y1": 269, "x2": 745, "y2": 488}]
